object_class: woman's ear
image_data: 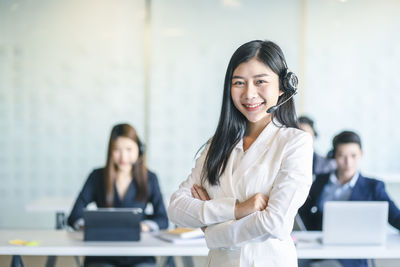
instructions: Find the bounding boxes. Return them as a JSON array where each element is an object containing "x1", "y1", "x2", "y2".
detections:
[{"x1": 279, "y1": 90, "x2": 284, "y2": 96}]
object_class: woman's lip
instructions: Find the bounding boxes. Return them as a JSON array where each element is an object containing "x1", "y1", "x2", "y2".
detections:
[{"x1": 243, "y1": 102, "x2": 264, "y2": 111}]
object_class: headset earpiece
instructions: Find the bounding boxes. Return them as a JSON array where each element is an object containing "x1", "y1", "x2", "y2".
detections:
[
  {"x1": 281, "y1": 68, "x2": 298, "y2": 94},
  {"x1": 137, "y1": 139, "x2": 145, "y2": 156}
]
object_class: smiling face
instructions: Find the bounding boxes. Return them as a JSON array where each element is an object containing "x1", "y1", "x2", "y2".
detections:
[
  {"x1": 231, "y1": 58, "x2": 283, "y2": 129},
  {"x1": 111, "y1": 136, "x2": 139, "y2": 173}
]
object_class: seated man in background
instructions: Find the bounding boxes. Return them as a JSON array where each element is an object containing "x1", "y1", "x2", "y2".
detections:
[
  {"x1": 298, "y1": 115, "x2": 336, "y2": 176},
  {"x1": 299, "y1": 130, "x2": 400, "y2": 267}
]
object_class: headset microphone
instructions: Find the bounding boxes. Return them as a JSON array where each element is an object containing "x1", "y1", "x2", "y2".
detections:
[{"x1": 266, "y1": 90, "x2": 297, "y2": 114}]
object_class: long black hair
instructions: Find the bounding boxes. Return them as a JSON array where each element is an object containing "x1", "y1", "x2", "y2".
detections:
[{"x1": 202, "y1": 40, "x2": 298, "y2": 186}]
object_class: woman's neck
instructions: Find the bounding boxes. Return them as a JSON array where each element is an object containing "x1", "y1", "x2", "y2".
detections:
[
  {"x1": 116, "y1": 169, "x2": 132, "y2": 180},
  {"x1": 246, "y1": 117, "x2": 271, "y2": 138},
  {"x1": 243, "y1": 117, "x2": 271, "y2": 151}
]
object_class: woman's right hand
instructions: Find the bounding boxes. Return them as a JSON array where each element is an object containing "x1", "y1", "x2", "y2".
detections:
[{"x1": 234, "y1": 193, "x2": 268, "y2": 220}]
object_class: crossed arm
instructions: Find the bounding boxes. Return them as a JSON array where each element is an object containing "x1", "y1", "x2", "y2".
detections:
[
  {"x1": 191, "y1": 184, "x2": 269, "y2": 228},
  {"x1": 168, "y1": 133, "x2": 313, "y2": 248}
]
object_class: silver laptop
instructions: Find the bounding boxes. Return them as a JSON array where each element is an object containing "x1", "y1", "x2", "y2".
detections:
[{"x1": 323, "y1": 201, "x2": 388, "y2": 245}]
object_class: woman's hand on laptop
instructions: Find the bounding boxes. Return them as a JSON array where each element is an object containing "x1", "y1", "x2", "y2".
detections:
[{"x1": 141, "y1": 222, "x2": 150, "y2": 232}]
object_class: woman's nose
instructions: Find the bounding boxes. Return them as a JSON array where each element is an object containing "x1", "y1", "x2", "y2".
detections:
[{"x1": 244, "y1": 83, "x2": 258, "y2": 99}]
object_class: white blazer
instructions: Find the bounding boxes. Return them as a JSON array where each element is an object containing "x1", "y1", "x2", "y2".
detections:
[{"x1": 168, "y1": 121, "x2": 313, "y2": 267}]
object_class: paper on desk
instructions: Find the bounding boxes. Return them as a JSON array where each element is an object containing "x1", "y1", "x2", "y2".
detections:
[{"x1": 9, "y1": 239, "x2": 39, "y2": 246}]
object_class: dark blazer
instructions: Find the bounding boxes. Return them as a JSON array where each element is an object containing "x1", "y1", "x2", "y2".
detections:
[
  {"x1": 298, "y1": 172, "x2": 400, "y2": 267},
  {"x1": 68, "y1": 168, "x2": 168, "y2": 267},
  {"x1": 299, "y1": 172, "x2": 400, "y2": 231}
]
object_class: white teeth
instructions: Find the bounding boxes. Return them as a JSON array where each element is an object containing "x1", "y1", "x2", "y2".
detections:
[{"x1": 246, "y1": 103, "x2": 261, "y2": 108}]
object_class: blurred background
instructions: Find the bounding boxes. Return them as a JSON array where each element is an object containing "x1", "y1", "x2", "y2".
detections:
[{"x1": 1, "y1": 0, "x2": 400, "y2": 233}]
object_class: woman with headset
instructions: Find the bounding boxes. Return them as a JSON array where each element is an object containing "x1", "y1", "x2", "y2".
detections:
[
  {"x1": 68, "y1": 123, "x2": 168, "y2": 267},
  {"x1": 168, "y1": 40, "x2": 313, "y2": 266}
]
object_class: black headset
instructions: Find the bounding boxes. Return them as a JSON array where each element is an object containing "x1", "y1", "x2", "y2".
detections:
[
  {"x1": 280, "y1": 68, "x2": 298, "y2": 94},
  {"x1": 268, "y1": 42, "x2": 298, "y2": 94},
  {"x1": 265, "y1": 49, "x2": 299, "y2": 114},
  {"x1": 137, "y1": 139, "x2": 145, "y2": 156}
]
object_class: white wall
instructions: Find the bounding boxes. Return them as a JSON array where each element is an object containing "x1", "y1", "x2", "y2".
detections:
[
  {"x1": 0, "y1": 0, "x2": 147, "y2": 227},
  {"x1": 304, "y1": 0, "x2": 400, "y2": 180}
]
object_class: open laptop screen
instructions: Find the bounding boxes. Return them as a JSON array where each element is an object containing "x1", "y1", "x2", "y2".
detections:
[{"x1": 323, "y1": 201, "x2": 388, "y2": 245}]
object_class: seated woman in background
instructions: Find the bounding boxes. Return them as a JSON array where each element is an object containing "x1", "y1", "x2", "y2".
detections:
[
  {"x1": 298, "y1": 115, "x2": 336, "y2": 176},
  {"x1": 68, "y1": 123, "x2": 168, "y2": 267},
  {"x1": 299, "y1": 130, "x2": 400, "y2": 267}
]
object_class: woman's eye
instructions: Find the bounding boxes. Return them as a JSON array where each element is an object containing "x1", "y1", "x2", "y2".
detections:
[
  {"x1": 256, "y1": 80, "x2": 267, "y2": 85},
  {"x1": 232, "y1": 81, "x2": 244, "y2": 86}
]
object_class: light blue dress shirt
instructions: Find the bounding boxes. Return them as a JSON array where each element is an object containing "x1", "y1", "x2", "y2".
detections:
[{"x1": 318, "y1": 171, "x2": 360, "y2": 212}]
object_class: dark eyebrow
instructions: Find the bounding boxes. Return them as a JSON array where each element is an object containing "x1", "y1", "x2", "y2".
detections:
[
  {"x1": 232, "y1": 74, "x2": 269, "y2": 79},
  {"x1": 253, "y1": 74, "x2": 269, "y2": 78}
]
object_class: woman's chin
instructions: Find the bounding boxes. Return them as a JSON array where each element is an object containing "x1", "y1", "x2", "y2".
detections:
[
  {"x1": 246, "y1": 114, "x2": 271, "y2": 124},
  {"x1": 117, "y1": 165, "x2": 132, "y2": 172}
]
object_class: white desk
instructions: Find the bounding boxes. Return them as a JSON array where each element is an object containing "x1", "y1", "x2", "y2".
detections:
[
  {"x1": 0, "y1": 230, "x2": 207, "y2": 257},
  {"x1": 294, "y1": 231, "x2": 400, "y2": 259},
  {"x1": 2, "y1": 230, "x2": 400, "y2": 259}
]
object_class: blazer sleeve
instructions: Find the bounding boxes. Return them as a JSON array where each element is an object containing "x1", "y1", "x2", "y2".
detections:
[
  {"x1": 145, "y1": 172, "x2": 169, "y2": 230},
  {"x1": 204, "y1": 132, "x2": 313, "y2": 249},
  {"x1": 168, "y1": 146, "x2": 237, "y2": 228},
  {"x1": 298, "y1": 174, "x2": 329, "y2": 231},
  {"x1": 67, "y1": 170, "x2": 98, "y2": 228},
  {"x1": 374, "y1": 180, "x2": 400, "y2": 230}
]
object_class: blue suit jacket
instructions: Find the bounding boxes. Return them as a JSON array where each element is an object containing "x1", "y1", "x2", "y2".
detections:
[
  {"x1": 298, "y1": 172, "x2": 400, "y2": 267},
  {"x1": 299, "y1": 172, "x2": 400, "y2": 231}
]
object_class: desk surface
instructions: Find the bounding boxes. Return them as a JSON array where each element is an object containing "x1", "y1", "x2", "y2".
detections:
[
  {"x1": 294, "y1": 231, "x2": 400, "y2": 259},
  {"x1": 1, "y1": 230, "x2": 400, "y2": 259},
  {"x1": 0, "y1": 230, "x2": 207, "y2": 256}
]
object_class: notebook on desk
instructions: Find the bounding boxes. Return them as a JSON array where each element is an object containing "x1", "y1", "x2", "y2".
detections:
[
  {"x1": 322, "y1": 201, "x2": 388, "y2": 245},
  {"x1": 83, "y1": 208, "x2": 143, "y2": 241}
]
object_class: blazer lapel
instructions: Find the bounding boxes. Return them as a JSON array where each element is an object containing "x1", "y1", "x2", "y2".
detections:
[
  {"x1": 232, "y1": 121, "x2": 279, "y2": 179},
  {"x1": 312, "y1": 174, "x2": 330, "y2": 201},
  {"x1": 349, "y1": 174, "x2": 367, "y2": 200}
]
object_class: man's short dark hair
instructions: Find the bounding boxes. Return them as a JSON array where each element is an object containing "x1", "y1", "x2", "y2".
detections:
[{"x1": 332, "y1": 130, "x2": 362, "y2": 156}]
